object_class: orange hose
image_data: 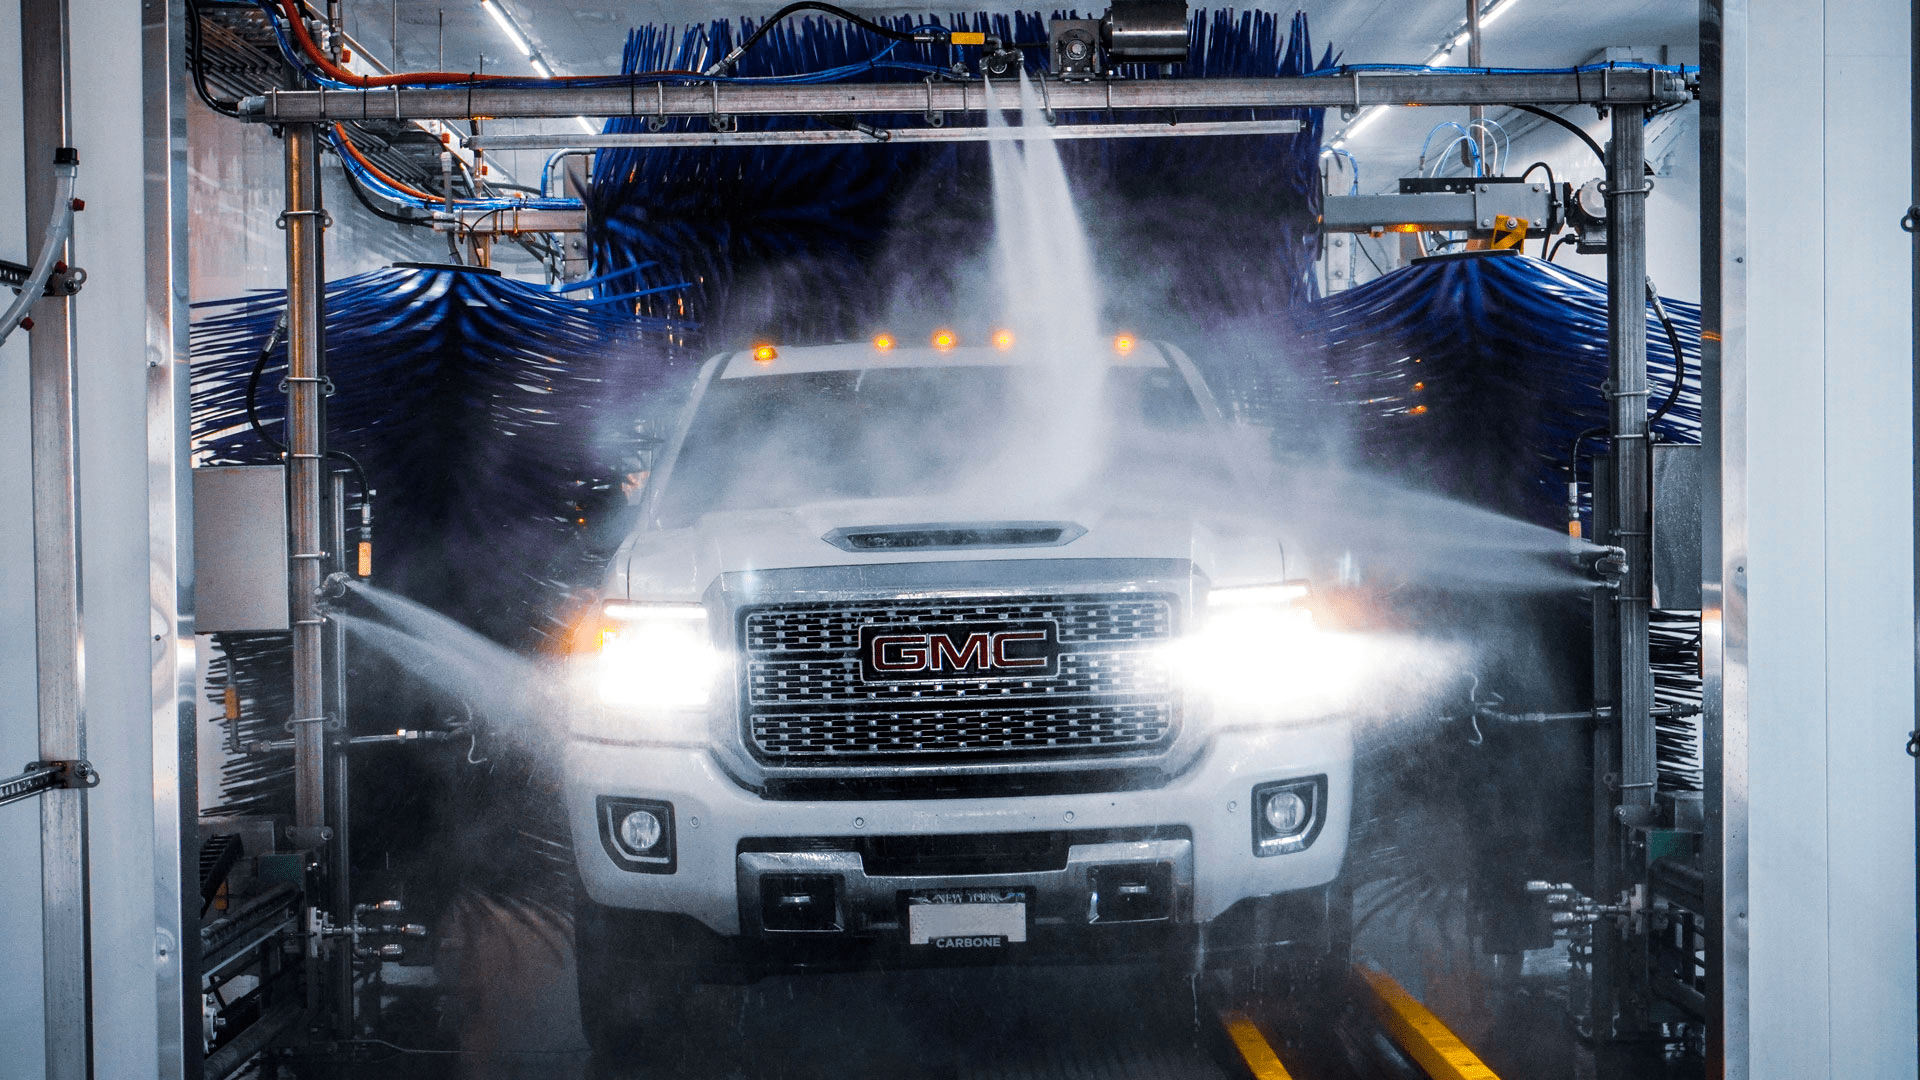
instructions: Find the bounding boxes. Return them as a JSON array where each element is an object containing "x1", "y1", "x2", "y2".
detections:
[
  {"x1": 279, "y1": 0, "x2": 702, "y2": 87},
  {"x1": 332, "y1": 123, "x2": 445, "y2": 203}
]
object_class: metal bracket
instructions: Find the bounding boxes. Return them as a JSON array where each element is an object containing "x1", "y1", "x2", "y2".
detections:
[
  {"x1": 1, "y1": 257, "x2": 84, "y2": 296},
  {"x1": 287, "y1": 825, "x2": 333, "y2": 850},
  {"x1": 275, "y1": 208, "x2": 334, "y2": 230},
  {"x1": 1489, "y1": 215, "x2": 1530, "y2": 250},
  {"x1": 1600, "y1": 178, "x2": 1655, "y2": 198},
  {"x1": 924, "y1": 77, "x2": 943, "y2": 127},
  {"x1": 284, "y1": 713, "x2": 344, "y2": 733},
  {"x1": 0, "y1": 760, "x2": 99, "y2": 808}
]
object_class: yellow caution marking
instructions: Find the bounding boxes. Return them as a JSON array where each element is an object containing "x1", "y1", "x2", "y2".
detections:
[
  {"x1": 1221, "y1": 1011, "x2": 1294, "y2": 1080},
  {"x1": 1357, "y1": 966, "x2": 1503, "y2": 1080},
  {"x1": 950, "y1": 31, "x2": 987, "y2": 45}
]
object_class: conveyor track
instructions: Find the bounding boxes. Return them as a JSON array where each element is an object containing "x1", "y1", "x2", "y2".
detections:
[{"x1": 1216, "y1": 966, "x2": 1504, "y2": 1080}]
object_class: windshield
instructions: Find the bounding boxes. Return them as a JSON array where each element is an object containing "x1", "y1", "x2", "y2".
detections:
[{"x1": 651, "y1": 364, "x2": 1216, "y2": 529}]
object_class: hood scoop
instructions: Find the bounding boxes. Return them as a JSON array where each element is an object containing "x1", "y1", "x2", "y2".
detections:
[{"x1": 822, "y1": 521, "x2": 1088, "y2": 553}]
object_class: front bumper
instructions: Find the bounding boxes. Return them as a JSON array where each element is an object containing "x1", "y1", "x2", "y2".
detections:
[{"x1": 564, "y1": 718, "x2": 1352, "y2": 949}]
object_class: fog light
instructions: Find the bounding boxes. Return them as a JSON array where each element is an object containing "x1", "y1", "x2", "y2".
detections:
[
  {"x1": 1263, "y1": 790, "x2": 1307, "y2": 834},
  {"x1": 597, "y1": 796, "x2": 675, "y2": 873},
  {"x1": 1251, "y1": 776, "x2": 1326, "y2": 857},
  {"x1": 619, "y1": 809, "x2": 664, "y2": 853}
]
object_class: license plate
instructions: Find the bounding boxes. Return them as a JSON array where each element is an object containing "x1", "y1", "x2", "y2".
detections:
[{"x1": 905, "y1": 888, "x2": 1029, "y2": 948}]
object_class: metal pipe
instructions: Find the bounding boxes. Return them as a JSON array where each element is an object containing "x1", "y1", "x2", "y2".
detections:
[
  {"x1": 1465, "y1": 0, "x2": 1485, "y2": 170},
  {"x1": 475, "y1": 117, "x2": 1303, "y2": 152},
  {"x1": 21, "y1": 0, "x2": 91, "y2": 1071},
  {"x1": 238, "y1": 70, "x2": 1693, "y2": 124},
  {"x1": 327, "y1": 470, "x2": 352, "y2": 1035},
  {"x1": 1608, "y1": 107, "x2": 1656, "y2": 824},
  {"x1": 283, "y1": 124, "x2": 328, "y2": 839}
]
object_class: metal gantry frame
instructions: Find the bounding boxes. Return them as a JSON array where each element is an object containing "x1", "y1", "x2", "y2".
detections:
[
  {"x1": 0, "y1": 36, "x2": 1710, "y2": 1073},
  {"x1": 231, "y1": 66, "x2": 1687, "y2": 1054},
  {"x1": 21, "y1": 0, "x2": 91, "y2": 1076}
]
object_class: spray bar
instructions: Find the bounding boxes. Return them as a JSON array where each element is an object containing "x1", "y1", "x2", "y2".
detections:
[
  {"x1": 467, "y1": 117, "x2": 1302, "y2": 151},
  {"x1": 238, "y1": 70, "x2": 1690, "y2": 124}
]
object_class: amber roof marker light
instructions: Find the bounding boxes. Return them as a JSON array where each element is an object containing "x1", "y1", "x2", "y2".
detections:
[
  {"x1": 1113, "y1": 333, "x2": 1136, "y2": 356},
  {"x1": 932, "y1": 329, "x2": 957, "y2": 351},
  {"x1": 751, "y1": 343, "x2": 778, "y2": 364},
  {"x1": 992, "y1": 329, "x2": 1015, "y2": 351},
  {"x1": 873, "y1": 332, "x2": 896, "y2": 352}
]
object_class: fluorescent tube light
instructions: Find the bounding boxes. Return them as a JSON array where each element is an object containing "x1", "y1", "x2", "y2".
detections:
[{"x1": 480, "y1": 0, "x2": 532, "y2": 58}]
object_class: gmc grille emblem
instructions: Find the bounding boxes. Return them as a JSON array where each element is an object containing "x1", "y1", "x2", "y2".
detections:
[{"x1": 858, "y1": 621, "x2": 1061, "y2": 681}]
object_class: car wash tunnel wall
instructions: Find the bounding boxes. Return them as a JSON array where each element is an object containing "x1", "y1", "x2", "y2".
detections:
[{"x1": 0, "y1": 2, "x2": 1913, "y2": 1079}]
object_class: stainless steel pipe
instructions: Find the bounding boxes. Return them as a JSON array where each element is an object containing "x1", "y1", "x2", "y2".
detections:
[
  {"x1": 283, "y1": 124, "x2": 328, "y2": 836},
  {"x1": 1608, "y1": 106, "x2": 1656, "y2": 823}
]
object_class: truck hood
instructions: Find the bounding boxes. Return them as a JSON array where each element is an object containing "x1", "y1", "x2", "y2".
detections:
[{"x1": 613, "y1": 492, "x2": 1297, "y2": 600}]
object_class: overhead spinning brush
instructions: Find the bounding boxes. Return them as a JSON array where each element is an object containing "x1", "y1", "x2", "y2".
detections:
[{"x1": 587, "y1": 9, "x2": 1336, "y2": 347}]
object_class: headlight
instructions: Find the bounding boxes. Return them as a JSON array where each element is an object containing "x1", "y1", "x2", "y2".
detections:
[
  {"x1": 1169, "y1": 580, "x2": 1362, "y2": 715},
  {"x1": 589, "y1": 600, "x2": 720, "y2": 709}
]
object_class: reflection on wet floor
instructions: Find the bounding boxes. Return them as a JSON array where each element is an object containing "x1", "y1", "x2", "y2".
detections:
[{"x1": 322, "y1": 893, "x2": 1700, "y2": 1080}]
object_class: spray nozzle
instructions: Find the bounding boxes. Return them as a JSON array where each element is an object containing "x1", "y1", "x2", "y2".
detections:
[
  {"x1": 317, "y1": 571, "x2": 353, "y2": 603},
  {"x1": 1581, "y1": 545, "x2": 1628, "y2": 588}
]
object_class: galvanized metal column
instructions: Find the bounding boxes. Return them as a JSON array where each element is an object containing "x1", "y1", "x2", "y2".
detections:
[
  {"x1": 327, "y1": 470, "x2": 353, "y2": 1034},
  {"x1": 22, "y1": 0, "x2": 91, "y2": 1073},
  {"x1": 1699, "y1": 2, "x2": 1749, "y2": 1073},
  {"x1": 143, "y1": 0, "x2": 198, "y2": 1070},
  {"x1": 1608, "y1": 106, "x2": 1656, "y2": 824},
  {"x1": 284, "y1": 124, "x2": 329, "y2": 839},
  {"x1": 1465, "y1": 0, "x2": 1486, "y2": 167}
]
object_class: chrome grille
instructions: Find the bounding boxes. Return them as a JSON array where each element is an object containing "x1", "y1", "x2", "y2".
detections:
[
  {"x1": 740, "y1": 593, "x2": 1177, "y2": 762},
  {"x1": 752, "y1": 704, "x2": 1171, "y2": 756},
  {"x1": 744, "y1": 597, "x2": 1171, "y2": 653}
]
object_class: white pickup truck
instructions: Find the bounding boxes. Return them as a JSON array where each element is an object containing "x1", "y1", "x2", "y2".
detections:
[{"x1": 561, "y1": 334, "x2": 1354, "y2": 1045}]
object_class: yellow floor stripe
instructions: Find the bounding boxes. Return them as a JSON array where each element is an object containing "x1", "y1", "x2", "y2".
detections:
[
  {"x1": 1221, "y1": 1010, "x2": 1295, "y2": 1080},
  {"x1": 1356, "y1": 966, "x2": 1504, "y2": 1080}
]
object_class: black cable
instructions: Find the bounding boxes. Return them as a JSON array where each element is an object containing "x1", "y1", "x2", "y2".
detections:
[
  {"x1": 707, "y1": 2, "x2": 927, "y2": 76},
  {"x1": 243, "y1": 312, "x2": 373, "y2": 543},
  {"x1": 245, "y1": 313, "x2": 290, "y2": 455},
  {"x1": 1519, "y1": 160, "x2": 1559, "y2": 259},
  {"x1": 1515, "y1": 104, "x2": 1605, "y2": 166},
  {"x1": 457, "y1": 207, "x2": 510, "y2": 252},
  {"x1": 185, "y1": 0, "x2": 243, "y2": 118},
  {"x1": 1546, "y1": 235, "x2": 1574, "y2": 263},
  {"x1": 1646, "y1": 278, "x2": 1688, "y2": 428},
  {"x1": 1353, "y1": 235, "x2": 1387, "y2": 279},
  {"x1": 327, "y1": 448, "x2": 372, "y2": 507}
]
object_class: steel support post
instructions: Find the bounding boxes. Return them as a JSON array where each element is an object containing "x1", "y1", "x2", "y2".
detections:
[
  {"x1": 143, "y1": 0, "x2": 198, "y2": 1072},
  {"x1": 1699, "y1": 3, "x2": 1749, "y2": 1074},
  {"x1": 1465, "y1": 0, "x2": 1486, "y2": 168},
  {"x1": 22, "y1": 0, "x2": 91, "y2": 1073},
  {"x1": 326, "y1": 471, "x2": 352, "y2": 1036},
  {"x1": 1602, "y1": 103, "x2": 1655, "y2": 1038},
  {"x1": 1609, "y1": 106, "x2": 1656, "y2": 825},
  {"x1": 283, "y1": 124, "x2": 328, "y2": 842}
]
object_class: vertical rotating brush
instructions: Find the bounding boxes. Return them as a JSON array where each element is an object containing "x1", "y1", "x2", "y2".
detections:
[
  {"x1": 1296, "y1": 251, "x2": 1704, "y2": 967},
  {"x1": 192, "y1": 263, "x2": 688, "y2": 913},
  {"x1": 1292, "y1": 250, "x2": 1701, "y2": 530}
]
